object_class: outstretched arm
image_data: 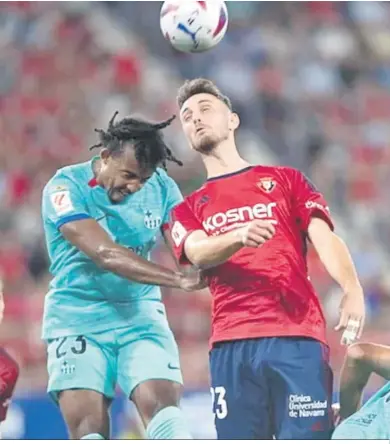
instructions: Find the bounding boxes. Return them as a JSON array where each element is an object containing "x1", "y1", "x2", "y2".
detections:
[
  {"x1": 43, "y1": 175, "x2": 201, "y2": 291},
  {"x1": 338, "y1": 342, "x2": 390, "y2": 420},
  {"x1": 61, "y1": 219, "x2": 198, "y2": 290}
]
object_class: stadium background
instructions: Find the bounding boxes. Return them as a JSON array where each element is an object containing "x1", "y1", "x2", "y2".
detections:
[{"x1": 0, "y1": 1, "x2": 390, "y2": 438}]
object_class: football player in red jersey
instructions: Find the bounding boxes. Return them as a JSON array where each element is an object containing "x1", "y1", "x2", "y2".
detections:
[
  {"x1": 170, "y1": 78, "x2": 365, "y2": 439},
  {"x1": 0, "y1": 278, "x2": 20, "y2": 437}
]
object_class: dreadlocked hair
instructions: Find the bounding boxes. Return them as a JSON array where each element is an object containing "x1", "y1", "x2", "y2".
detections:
[{"x1": 90, "y1": 112, "x2": 183, "y2": 171}]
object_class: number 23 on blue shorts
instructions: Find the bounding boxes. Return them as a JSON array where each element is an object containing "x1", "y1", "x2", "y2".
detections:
[{"x1": 46, "y1": 332, "x2": 117, "y2": 402}]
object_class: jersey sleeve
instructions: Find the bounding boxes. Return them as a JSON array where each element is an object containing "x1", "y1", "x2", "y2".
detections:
[
  {"x1": 161, "y1": 175, "x2": 184, "y2": 230},
  {"x1": 42, "y1": 174, "x2": 91, "y2": 230},
  {"x1": 169, "y1": 200, "x2": 205, "y2": 265},
  {"x1": 289, "y1": 168, "x2": 334, "y2": 233}
]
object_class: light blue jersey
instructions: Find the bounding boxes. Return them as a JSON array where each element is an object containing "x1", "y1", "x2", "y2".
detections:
[
  {"x1": 41, "y1": 158, "x2": 183, "y2": 340},
  {"x1": 332, "y1": 381, "x2": 390, "y2": 439}
]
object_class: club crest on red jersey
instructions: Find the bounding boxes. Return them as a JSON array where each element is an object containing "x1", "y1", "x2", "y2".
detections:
[{"x1": 257, "y1": 178, "x2": 276, "y2": 193}]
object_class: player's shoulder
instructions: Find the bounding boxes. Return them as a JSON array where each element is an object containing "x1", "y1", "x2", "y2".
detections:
[
  {"x1": 251, "y1": 164, "x2": 300, "y2": 178},
  {"x1": 169, "y1": 186, "x2": 200, "y2": 215},
  {"x1": 43, "y1": 161, "x2": 91, "y2": 196},
  {"x1": 149, "y1": 167, "x2": 179, "y2": 193},
  {"x1": 177, "y1": 181, "x2": 208, "y2": 209},
  {"x1": 154, "y1": 167, "x2": 173, "y2": 185}
]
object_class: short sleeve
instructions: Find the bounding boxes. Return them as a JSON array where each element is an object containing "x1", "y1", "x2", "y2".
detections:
[
  {"x1": 161, "y1": 176, "x2": 184, "y2": 229},
  {"x1": 288, "y1": 168, "x2": 334, "y2": 233},
  {"x1": 170, "y1": 200, "x2": 205, "y2": 265},
  {"x1": 42, "y1": 175, "x2": 91, "y2": 230}
]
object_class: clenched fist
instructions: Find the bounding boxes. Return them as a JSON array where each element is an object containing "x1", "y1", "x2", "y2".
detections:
[{"x1": 236, "y1": 220, "x2": 277, "y2": 248}]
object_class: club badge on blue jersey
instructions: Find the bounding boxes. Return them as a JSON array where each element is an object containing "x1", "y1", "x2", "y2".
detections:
[{"x1": 144, "y1": 210, "x2": 162, "y2": 230}]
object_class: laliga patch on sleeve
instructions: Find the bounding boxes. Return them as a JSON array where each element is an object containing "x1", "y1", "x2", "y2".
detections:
[
  {"x1": 305, "y1": 201, "x2": 330, "y2": 213},
  {"x1": 50, "y1": 190, "x2": 74, "y2": 216},
  {"x1": 171, "y1": 221, "x2": 187, "y2": 247}
]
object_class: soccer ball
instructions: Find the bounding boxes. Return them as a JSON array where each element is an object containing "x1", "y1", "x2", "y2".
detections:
[{"x1": 160, "y1": 0, "x2": 228, "y2": 53}]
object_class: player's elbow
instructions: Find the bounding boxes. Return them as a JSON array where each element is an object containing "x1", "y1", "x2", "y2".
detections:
[
  {"x1": 183, "y1": 231, "x2": 223, "y2": 269},
  {"x1": 183, "y1": 245, "x2": 200, "y2": 267},
  {"x1": 191, "y1": 259, "x2": 209, "y2": 270},
  {"x1": 95, "y1": 245, "x2": 118, "y2": 270},
  {"x1": 184, "y1": 248, "x2": 209, "y2": 269}
]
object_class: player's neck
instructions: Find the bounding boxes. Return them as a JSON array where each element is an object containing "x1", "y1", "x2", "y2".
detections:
[
  {"x1": 92, "y1": 157, "x2": 104, "y2": 186},
  {"x1": 201, "y1": 143, "x2": 250, "y2": 179}
]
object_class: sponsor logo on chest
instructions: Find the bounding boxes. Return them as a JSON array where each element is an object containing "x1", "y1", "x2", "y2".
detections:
[{"x1": 202, "y1": 202, "x2": 277, "y2": 234}]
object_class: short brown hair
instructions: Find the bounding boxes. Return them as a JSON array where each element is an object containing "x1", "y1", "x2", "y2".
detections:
[{"x1": 177, "y1": 78, "x2": 232, "y2": 110}]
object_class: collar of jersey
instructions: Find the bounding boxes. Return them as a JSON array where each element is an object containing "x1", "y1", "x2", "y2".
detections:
[{"x1": 207, "y1": 166, "x2": 254, "y2": 182}]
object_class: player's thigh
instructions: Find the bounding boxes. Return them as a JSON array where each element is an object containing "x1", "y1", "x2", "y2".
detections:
[
  {"x1": 47, "y1": 331, "x2": 117, "y2": 403},
  {"x1": 58, "y1": 389, "x2": 111, "y2": 439},
  {"x1": 268, "y1": 337, "x2": 334, "y2": 439},
  {"x1": 209, "y1": 340, "x2": 272, "y2": 440},
  {"x1": 116, "y1": 323, "x2": 183, "y2": 403}
]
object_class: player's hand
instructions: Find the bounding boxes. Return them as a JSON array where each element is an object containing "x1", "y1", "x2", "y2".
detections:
[
  {"x1": 237, "y1": 220, "x2": 277, "y2": 248},
  {"x1": 332, "y1": 402, "x2": 341, "y2": 427},
  {"x1": 179, "y1": 270, "x2": 207, "y2": 292},
  {"x1": 335, "y1": 285, "x2": 365, "y2": 345}
]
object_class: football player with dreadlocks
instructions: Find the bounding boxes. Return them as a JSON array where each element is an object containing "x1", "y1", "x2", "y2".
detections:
[{"x1": 41, "y1": 113, "x2": 203, "y2": 439}]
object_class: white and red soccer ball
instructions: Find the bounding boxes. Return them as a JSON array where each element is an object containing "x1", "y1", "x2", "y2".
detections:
[{"x1": 160, "y1": 0, "x2": 228, "y2": 53}]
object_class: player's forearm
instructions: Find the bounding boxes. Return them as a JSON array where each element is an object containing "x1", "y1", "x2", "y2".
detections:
[
  {"x1": 339, "y1": 355, "x2": 370, "y2": 419},
  {"x1": 185, "y1": 230, "x2": 243, "y2": 268},
  {"x1": 96, "y1": 245, "x2": 182, "y2": 288},
  {"x1": 60, "y1": 220, "x2": 184, "y2": 288},
  {"x1": 313, "y1": 232, "x2": 361, "y2": 293}
]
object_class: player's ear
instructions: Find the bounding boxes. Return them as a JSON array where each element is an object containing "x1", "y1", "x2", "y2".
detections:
[
  {"x1": 229, "y1": 112, "x2": 240, "y2": 131},
  {"x1": 100, "y1": 148, "x2": 110, "y2": 164}
]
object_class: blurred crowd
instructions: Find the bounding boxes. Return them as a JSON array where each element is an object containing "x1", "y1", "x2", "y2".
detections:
[{"x1": 0, "y1": 1, "x2": 390, "y2": 394}]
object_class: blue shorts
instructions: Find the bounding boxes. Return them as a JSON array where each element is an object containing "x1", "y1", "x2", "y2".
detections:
[
  {"x1": 47, "y1": 302, "x2": 182, "y2": 401},
  {"x1": 209, "y1": 336, "x2": 334, "y2": 439},
  {"x1": 332, "y1": 384, "x2": 390, "y2": 439}
]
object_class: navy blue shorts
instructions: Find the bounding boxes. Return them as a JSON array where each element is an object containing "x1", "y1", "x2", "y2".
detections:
[{"x1": 209, "y1": 337, "x2": 334, "y2": 439}]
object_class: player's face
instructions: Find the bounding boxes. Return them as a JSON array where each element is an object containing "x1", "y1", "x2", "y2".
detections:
[
  {"x1": 100, "y1": 147, "x2": 153, "y2": 203},
  {"x1": 180, "y1": 93, "x2": 233, "y2": 153}
]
